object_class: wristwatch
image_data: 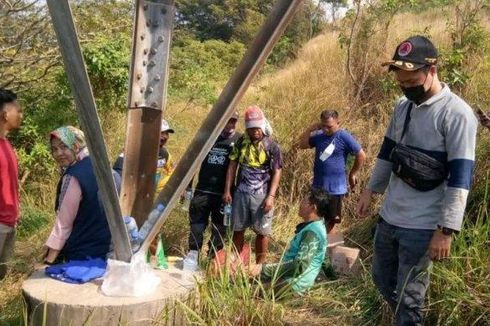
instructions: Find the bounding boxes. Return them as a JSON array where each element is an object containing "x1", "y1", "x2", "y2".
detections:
[{"x1": 437, "y1": 225, "x2": 458, "y2": 236}]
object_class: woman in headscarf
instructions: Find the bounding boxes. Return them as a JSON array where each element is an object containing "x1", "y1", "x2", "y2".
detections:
[{"x1": 44, "y1": 126, "x2": 116, "y2": 264}]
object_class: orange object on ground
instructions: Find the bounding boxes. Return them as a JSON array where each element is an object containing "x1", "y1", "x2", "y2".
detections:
[{"x1": 210, "y1": 244, "x2": 251, "y2": 275}]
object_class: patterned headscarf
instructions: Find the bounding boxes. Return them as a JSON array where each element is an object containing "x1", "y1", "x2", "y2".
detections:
[{"x1": 49, "y1": 126, "x2": 87, "y2": 154}]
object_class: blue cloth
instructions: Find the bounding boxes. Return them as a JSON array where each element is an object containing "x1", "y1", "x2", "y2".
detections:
[
  {"x1": 55, "y1": 157, "x2": 114, "y2": 260},
  {"x1": 45, "y1": 258, "x2": 107, "y2": 284},
  {"x1": 309, "y1": 129, "x2": 361, "y2": 195},
  {"x1": 372, "y1": 218, "x2": 433, "y2": 326}
]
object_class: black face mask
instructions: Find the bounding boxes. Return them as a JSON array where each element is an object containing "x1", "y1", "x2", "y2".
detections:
[
  {"x1": 401, "y1": 84, "x2": 427, "y2": 103},
  {"x1": 400, "y1": 71, "x2": 431, "y2": 104}
]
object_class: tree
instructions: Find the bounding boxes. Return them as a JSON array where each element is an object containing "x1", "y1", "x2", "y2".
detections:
[
  {"x1": 0, "y1": 0, "x2": 59, "y2": 92},
  {"x1": 175, "y1": 0, "x2": 275, "y2": 43},
  {"x1": 175, "y1": 0, "x2": 327, "y2": 65}
]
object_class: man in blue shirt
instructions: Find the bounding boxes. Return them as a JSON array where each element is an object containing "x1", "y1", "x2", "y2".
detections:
[{"x1": 297, "y1": 110, "x2": 366, "y2": 232}]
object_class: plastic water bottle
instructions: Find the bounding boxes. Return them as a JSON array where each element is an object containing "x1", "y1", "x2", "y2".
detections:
[
  {"x1": 223, "y1": 203, "x2": 232, "y2": 227},
  {"x1": 139, "y1": 203, "x2": 165, "y2": 240},
  {"x1": 182, "y1": 189, "x2": 193, "y2": 212},
  {"x1": 124, "y1": 216, "x2": 141, "y2": 252},
  {"x1": 124, "y1": 216, "x2": 139, "y2": 240},
  {"x1": 183, "y1": 250, "x2": 199, "y2": 272}
]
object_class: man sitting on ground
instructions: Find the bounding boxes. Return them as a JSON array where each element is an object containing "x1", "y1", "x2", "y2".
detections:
[{"x1": 248, "y1": 188, "x2": 329, "y2": 295}]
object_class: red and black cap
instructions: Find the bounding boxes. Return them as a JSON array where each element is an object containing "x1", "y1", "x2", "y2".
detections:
[{"x1": 382, "y1": 35, "x2": 438, "y2": 71}]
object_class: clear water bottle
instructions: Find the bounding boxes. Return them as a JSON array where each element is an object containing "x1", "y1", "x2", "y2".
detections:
[
  {"x1": 223, "y1": 203, "x2": 232, "y2": 227},
  {"x1": 123, "y1": 216, "x2": 141, "y2": 252},
  {"x1": 182, "y1": 189, "x2": 193, "y2": 212},
  {"x1": 139, "y1": 203, "x2": 165, "y2": 241},
  {"x1": 183, "y1": 250, "x2": 199, "y2": 272}
]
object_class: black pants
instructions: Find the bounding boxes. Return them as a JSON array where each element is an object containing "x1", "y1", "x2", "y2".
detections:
[
  {"x1": 325, "y1": 194, "x2": 343, "y2": 232},
  {"x1": 188, "y1": 191, "x2": 226, "y2": 255}
]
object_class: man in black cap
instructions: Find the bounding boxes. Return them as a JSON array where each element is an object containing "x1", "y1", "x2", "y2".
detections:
[{"x1": 356, "y1": 35, "x2": 478, "y2": 325}]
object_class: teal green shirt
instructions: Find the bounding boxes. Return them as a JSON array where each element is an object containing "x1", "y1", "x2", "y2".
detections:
[{"x1": 261, "y1": 219, "x2": 327, "y2": 294}]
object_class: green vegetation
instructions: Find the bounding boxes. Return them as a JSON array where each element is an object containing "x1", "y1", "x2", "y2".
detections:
[{"x1": 1, "y1": 0, "x2": 489, "y2": 325}]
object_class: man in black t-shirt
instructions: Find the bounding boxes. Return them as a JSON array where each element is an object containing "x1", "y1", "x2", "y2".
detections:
[{"x1": 185, "y1": 112, "x2": 241, "y2": 258}]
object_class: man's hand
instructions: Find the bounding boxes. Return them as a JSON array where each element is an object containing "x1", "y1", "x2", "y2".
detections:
[
  {"x1": 308, "y1": 122, "x2": 322, "y2": 132},
  {"x1": 356, "y1": 189, "x2": 373, "y2": 218},
  {"x1": 262, "y1": 195, "x2": 274, "y2": 214},
  {"x1": 349, "y1": 172, "x2": 358, "y2": 192},
  {"x1": 223, "y1": 191, "x2": 232, "y2": 204},
  {"x1": 428, "y1": 229, "x2": 452, "y2": 261}
]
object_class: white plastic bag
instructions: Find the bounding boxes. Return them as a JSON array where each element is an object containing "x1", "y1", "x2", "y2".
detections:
[{"x1": 101, "y1": 253, "x2": 160, "y2": 297}]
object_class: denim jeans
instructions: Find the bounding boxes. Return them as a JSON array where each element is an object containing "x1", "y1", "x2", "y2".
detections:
[{"x1": 372, "y1": 218, "x2": 434, "y2": 326}]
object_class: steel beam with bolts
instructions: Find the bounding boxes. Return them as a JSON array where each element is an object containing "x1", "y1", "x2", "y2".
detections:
[
  {"x1": 138, "y1": 0, "x2": 304, "y2": 253},
  {"x1": 120, "y1": 0, "x2": 176, "y2": 227}
]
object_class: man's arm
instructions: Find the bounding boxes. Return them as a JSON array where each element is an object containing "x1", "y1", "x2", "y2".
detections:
[
  {"x1": 351, "y1": 149, "x2": 366, "y2": 174},
  {"x1": 295, "y1": 123, "x2": 321, "y2": 149},
  {"x1": 263, "y1": 143, "x2": 283, "y2": 213},
  {"x1": 439, "y1": 108, "x2": 478, "y2": 231},
  {"x1": 223, "y1": 160, "x2": 238, "y2": 204},
  {"x1": 349, "y1": 149, "x2": 366, "y2": 191},
  {"x1": 429, "y1": 106, "x2": 478, "y2": 260},
  {"x1": 263, "y1": 167, "x2": 282, "y2": 213}
]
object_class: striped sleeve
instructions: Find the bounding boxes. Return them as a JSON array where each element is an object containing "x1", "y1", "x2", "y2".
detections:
[{"x1": 440, "y1": 105, "x2": 478, "y2": 230}]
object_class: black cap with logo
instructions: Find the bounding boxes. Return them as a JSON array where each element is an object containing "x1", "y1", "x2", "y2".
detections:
[{"x1": 382, "y1": 35, "x2": 438, "y2": 71}]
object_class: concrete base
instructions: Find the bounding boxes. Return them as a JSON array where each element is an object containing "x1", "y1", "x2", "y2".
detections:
[{"x1": 22, "y1": 261, "x2": 198, "y2": 326}]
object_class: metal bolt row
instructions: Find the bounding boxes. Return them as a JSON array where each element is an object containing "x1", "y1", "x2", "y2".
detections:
[{"x1": 136, "y1": 2, "x2": 169, "y2": 108}]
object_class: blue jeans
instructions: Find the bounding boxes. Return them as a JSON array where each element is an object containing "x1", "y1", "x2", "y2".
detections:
[{"x1": 372, "y1": 218, "x2": 434, "y2": 326}]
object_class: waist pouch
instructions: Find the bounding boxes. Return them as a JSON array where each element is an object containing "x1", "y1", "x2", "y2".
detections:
[{"x1": 390, "y1": 143, "x2": 447, "y2": 191}]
